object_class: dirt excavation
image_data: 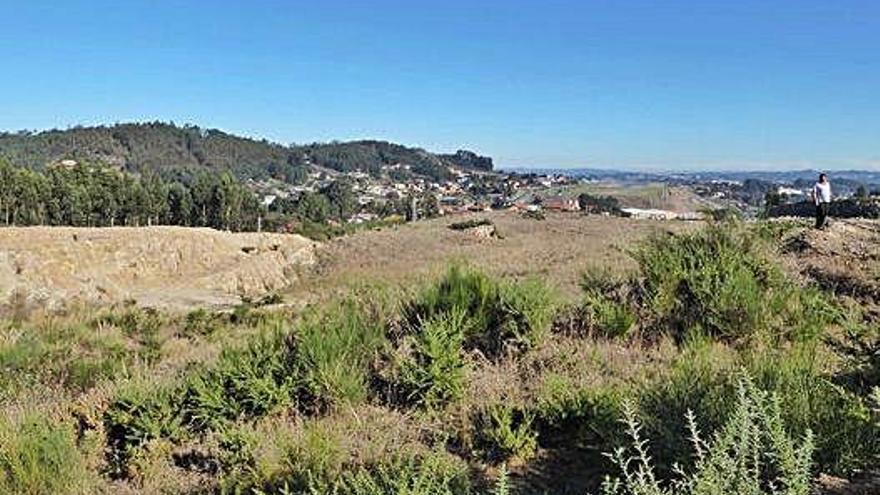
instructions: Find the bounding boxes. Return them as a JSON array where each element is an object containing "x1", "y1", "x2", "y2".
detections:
[{"x1": 0, "y1": 226, "x2": 318, "y2": 311}]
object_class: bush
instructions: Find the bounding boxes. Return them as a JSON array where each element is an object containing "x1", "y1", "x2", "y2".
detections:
[
  {"x1": 636, "y1": 336, "x2": 737, "y2": 476},
  {"x1": 95, "y1": 307, "x2": 165, "y2": 364},
  {"x1": 631, "y1": 223, "x2": 837, "y2": 343},
  {"x1": 602, "y1": 376, "x2": 814, "y2": 495},
  {"x1": 393, "y1": 309, "x2": 468, "y2": 409},
  {"x1": 0, "y1": 319, "x2": 132, "y2": 394},
  {"x1": 448, "y1": 218, "x2": 493, "y2": 230},
  {"x1": 296, "y1": 300, "x2": 387, "y2": 410},
  {"x1": 104, "y1": 382, "x2": 185, "y2": 477},
  {"x1": 582, "y1": 294, "x2": 636, "y2": 339},
  {"x1": 333, "y1": 453, "x2": 472, "y2": 495},
  {"x1": 476, "y1": 403, "x2": 538, "y2": 462},
  {"x1": 405, "y1": 265, "x2": 556, "y2": 358},
  {"x1": 749, "y1": 343, "x2": 880, "y2": 476},
  {"x1": 534, "y1": 376, "x2": 623, "y2": 451},
  {"x1": 181, "y1": 308, "x2": 224, "y2": 337},
  {"x1": 183, "y1": 331, "x2": 296, "y2": 432},
  {"x1": 0, "y1": 415, "x2": 94, "y2": 494}
]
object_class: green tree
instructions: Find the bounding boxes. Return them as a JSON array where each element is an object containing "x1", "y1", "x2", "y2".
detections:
[{"x1": 296, "y1": 191, "x2": 332, "y2": 223}]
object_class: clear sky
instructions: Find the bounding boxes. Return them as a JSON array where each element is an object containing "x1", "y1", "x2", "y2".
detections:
[{"x1": 0, "y1": 0, "x2": 877, "y2": 170}]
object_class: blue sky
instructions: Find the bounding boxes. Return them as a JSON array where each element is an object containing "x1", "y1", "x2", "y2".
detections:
[{"x1": 0, "y1": 0, "x2": 877, "y2": 170}]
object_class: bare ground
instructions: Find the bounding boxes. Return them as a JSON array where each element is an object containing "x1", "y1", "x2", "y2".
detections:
[{"x1": 0, "y1": 226, "x2": 317, "y2": 311}]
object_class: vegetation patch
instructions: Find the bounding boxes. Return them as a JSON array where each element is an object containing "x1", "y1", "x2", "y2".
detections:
[
  {"x1": 404, "y1": 265, "x2": 556, "y2": 359},
  {"x1": 0, "y1": 414, "x2": 97, "y2": 494},
  {"x1": 448, "y1": 218, "x2": 493, "y2": 231}
]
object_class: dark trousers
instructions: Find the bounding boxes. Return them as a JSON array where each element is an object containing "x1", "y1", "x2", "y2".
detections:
[{"x1": 815, "y1": 202, "x2": 829, "y2": 229}]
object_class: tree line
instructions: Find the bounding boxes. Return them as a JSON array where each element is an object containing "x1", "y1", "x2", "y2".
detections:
[{"x1": 0, "y1": 159, "x2": 264, "y2": 231}]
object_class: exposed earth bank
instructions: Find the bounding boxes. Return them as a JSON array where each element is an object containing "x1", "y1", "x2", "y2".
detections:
[{"x1": 0, "y1": 226, "x2": 317, "y2": 310}]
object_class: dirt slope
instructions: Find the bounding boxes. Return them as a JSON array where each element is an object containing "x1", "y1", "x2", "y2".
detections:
[
  {"x1": 781, "y1": 219, "x2": 880, "y2": 311},
  {"x1": 0, "y1": 227, "x2": 317, "y2": 310}
]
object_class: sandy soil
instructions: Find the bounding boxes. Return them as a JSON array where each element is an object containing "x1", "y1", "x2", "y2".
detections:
[{"x1": 0, "y1": 226, "x2": 317, "y2": 310}]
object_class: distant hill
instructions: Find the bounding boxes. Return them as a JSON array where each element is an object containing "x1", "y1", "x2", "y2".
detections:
[{"x1": 0, "y1": 122, "x2": 493, "y2": 182}]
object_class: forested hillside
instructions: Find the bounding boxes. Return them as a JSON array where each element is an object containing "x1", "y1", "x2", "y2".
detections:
[{"x1": 0, "y1": 122, "x2": 492, "y2": 182}]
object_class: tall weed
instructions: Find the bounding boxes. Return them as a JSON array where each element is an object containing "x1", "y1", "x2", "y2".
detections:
[{"x1": 602, "y1": 377, "x2": 814, "y2": 495}]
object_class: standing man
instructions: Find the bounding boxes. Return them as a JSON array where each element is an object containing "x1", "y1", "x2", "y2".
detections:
[{"x1": 812, "y1": 173, "x2": 832, "y2": 229}]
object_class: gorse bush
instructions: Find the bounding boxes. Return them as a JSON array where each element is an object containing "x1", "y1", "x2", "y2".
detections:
[
  {"x1": 104, "y1": 382, "x2": 185, "y2": 477},
  {"x1": 534, "y1": 376, "x2": 623, "y2": 451},
  {"x1": 103, "y1": 299, "x2": 389, "y2": 477},
  {"x1": 405, "y1": 265, "x2": 556, "y2": 358},
  {"x1": 329, "y1": 453, "x2": 472, "y2": 495},
  {"x1": 631, "y1": 224, "x2": 838, "y2": 343},
  {"x1": 295, "y1": 300, "x2": 387, "y2": 410},
  {"x1": 579, "y1": 266, "x2": 637, "y2": 338},
  {"x1": 0, "y1": 318, "x2": 133, "y2": 395},
  {"x1": 633, "y1": 224, "x2": 782, "y2": 341},
  {"x1": 181, "y1": 308, "x2": 225, "y2": 337},
  {"x1": 476, "y1": 403, "x2": 538, "y2": 462},
  {"x1": 393, "y1": 309, "x2": 469, "y2": 408},
  {"x1": 582, "y1": 294, "x2": 636, "y2": 339},
  {"x1": 636, "y1": 335, "x2": 737, "y2": 476},
  {"x1": 602, "y1": 377, "x2": 814, "y2": 495},
  {"x1": 95, "y1": 306, "x2": 165, "y2": 364},
  {"x1": 182, "y1": 331, "x2": 295, "y2": 432}
]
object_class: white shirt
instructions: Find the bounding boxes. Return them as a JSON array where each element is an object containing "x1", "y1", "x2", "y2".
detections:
[{"x1": 813, "y1": 181, "x2": 831, "y2": 204}]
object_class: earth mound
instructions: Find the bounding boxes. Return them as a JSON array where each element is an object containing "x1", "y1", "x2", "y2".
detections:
[
  {"x1": 0, "y1": 227, "x2": 318, "y2": 310},
  {"x1": 781, "y1": 219, "x2": 880, "y2": 306}
]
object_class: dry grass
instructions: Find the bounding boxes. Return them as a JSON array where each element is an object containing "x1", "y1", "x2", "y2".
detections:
[{"x1": 293, "y1": 210, "x2": 693, "y2": 303}]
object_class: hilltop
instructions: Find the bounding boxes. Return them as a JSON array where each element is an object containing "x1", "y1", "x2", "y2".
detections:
[{"x1": 0, "y1": 122, "x2": 493, "y2": 182}]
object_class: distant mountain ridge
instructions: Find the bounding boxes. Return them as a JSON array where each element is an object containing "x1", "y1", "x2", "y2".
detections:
[{"x1": 0, "y1": 122, "x2": 493, "y2": 182}]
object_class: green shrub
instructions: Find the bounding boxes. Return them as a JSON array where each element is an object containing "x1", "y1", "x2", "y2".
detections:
[
  {"x1": 476, "y1": 403, "x2": 538, "y2": 462},
  {"x1": 0, "y1": 415, "x2": 94, "y2": 494},
  {"x1": 0, "y1": 320, "x2": 132, "y2": 394},
  {"x1": 602, "y1": 377, "x2": 814, "y2": 495},
  {"x1": 534, "y1": 376, "x2": 623, "y2": 451},
  {"x1": 750, "y1": 343, "x2": 880, "y2": 476},
  {"x1": 632, "y1": 224, "x2": 836, "y2": 343},
  {"x1": 104, "y1": 382, "x2": 184, "y2": 477},
  {"x1": 183, "y1": 331, "x2": 296, "y2": 432},
  {"x1": 329, "y1": 453, "x2": 472, "y2": 495},
  {"x1": 405, "y1": 265, "x2": 556, "y2": 358},
  {"x1": 95, "y1": 307, "x2": 165, "y2": 364},
  {"x1": 448, "y1": 218, "x2": 493, "y2": 231},
  {"x1": 296, "y1": 300, "x2": 387, "y2": 410},
  {"x1": 491, "y1": 279, "x2": 556, "y2": 354},
  {"x1": 395, "y1": 309, "x2": 468, "y2": 408},
  {"x1": 181, "y1": 308, "x2": 224, "y2": 337},
  {"x1": 830, "y1": 321, "x2": 880, "y2": 394},
  {"x1": 637, "y1": 336, "x2": 737, "y2": 476},
  {"x1": 582, "y1": 294, "x2": 636, "y2": 339}
]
